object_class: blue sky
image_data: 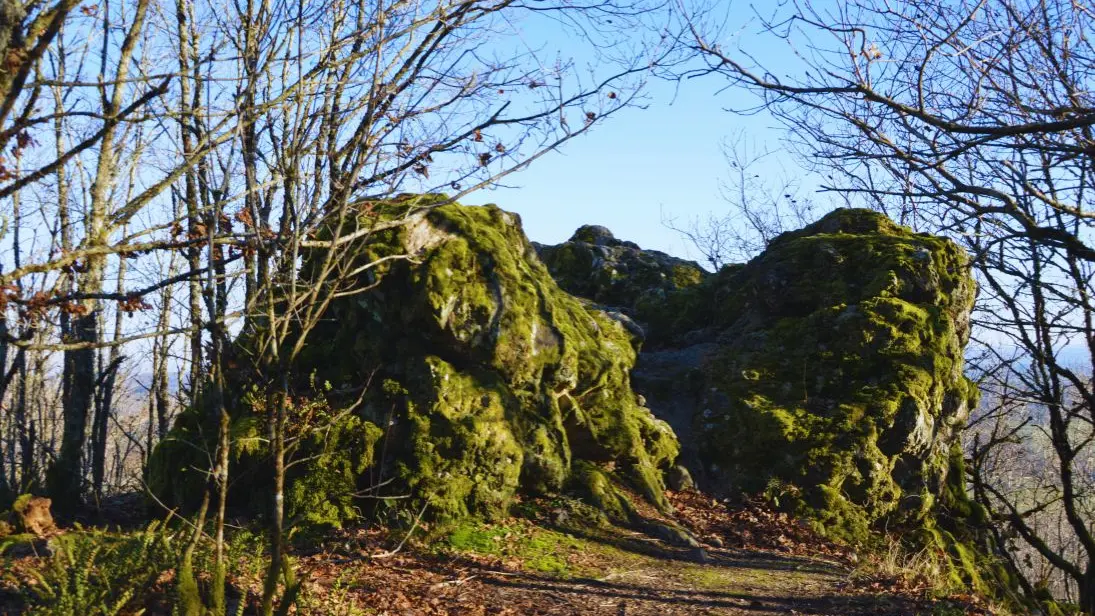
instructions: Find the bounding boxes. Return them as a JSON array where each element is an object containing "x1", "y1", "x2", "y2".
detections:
[
  {"x1": 492, "y1": 77, "x2": 746, "y2": 257},
  {"x1": 477, "y1": 2, "x2": 819, "y2": 263}
]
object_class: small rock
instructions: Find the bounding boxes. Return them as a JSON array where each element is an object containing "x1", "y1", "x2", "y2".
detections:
[
  {"x1": 570, "y1": 224, "x2": 616, "y2": 246},
  {"x1": 646, "y1": 522, "x2": 701, "y2": 548},
  {"x1": 708, "y1": 535, "x2": 725, "y2": 548},
  {"x1": 690, "y1": 547, "x2": 711, "y2": 563},
  {"x1": 5, "y1": 536, "x2": 55, "y2": 558},
  {"x1": 666, "y1": 465, "x2": 695, "y2": 491}
]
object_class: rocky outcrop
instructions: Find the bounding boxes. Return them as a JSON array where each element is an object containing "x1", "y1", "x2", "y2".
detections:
[
  {"x1": 694, "y1": 209, "x2": 978, "y2": 541},
  {"x1": 536, "y1": 226, "x2": 709, "y2": 346},
  {"x1": 542, "y1": 209, "x2": 980, "y2": 545},
  {"x1": 148, "y1": 198, "x2": 679, "y2": 528},
  {"x1": 149, "y1": 201, "x2": 982, "y2": 553}
]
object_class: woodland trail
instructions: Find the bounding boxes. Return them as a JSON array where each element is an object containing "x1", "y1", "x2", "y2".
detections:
[
  {"x1": 290, "y1": 491, "x2": 986, "y2": 616},
  {"x1": 303, "y1": 536, "x2": 927, "y2": 615},
  {"x1": 0, "y1": 491, "x2": 989, "y2": 615}
]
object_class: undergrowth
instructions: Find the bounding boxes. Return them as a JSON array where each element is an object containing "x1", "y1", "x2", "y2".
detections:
[
  {"x1": 0, "y1": 521, "x2": 280, "y2": 616},
  {"x1": 850, "y1": 534, "x2": 1014, "y2": 615},
  {"x1": 14, "y1": 522, "x2": 177, "y2": 616}
]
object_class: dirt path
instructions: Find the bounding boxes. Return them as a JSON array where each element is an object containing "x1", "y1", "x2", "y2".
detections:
[
  {"x1": 2, "y1": 492, "x2": 985, "y2": 615},
  {"x1": 294, "y1": 496, "x2": 965, "y2": 616},
  {"x1": 316, "y1": 548, "x2": 926, "y2": 615}
]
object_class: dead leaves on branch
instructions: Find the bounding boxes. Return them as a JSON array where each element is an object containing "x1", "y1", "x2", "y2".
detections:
[
  {"x1": 117, "y1": 295, "x2": 152, "y2": 313},
  {"x1": 0, "y1": 285, "x2": 155, "y2": 326}
]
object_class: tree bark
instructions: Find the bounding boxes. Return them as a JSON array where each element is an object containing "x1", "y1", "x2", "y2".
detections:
[{"x1": 50, "y1": 310, "x2": 97, "y2": 510}]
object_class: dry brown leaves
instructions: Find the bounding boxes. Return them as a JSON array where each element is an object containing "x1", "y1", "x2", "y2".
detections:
[{"x1": 668, "y1": 490, "x2": 855, "y2": 563}]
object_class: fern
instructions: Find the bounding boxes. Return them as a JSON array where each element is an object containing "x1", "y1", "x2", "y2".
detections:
[
  {"x1": 18, "y1": 521, "x2": 283, "y2": 616},
  {"x1": 22, "y1": 523, "x2": 176, "y2": 616}
]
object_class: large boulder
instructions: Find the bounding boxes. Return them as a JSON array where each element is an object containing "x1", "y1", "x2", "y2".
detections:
[
  {"x1": 148, "y1": 198, "x2": 679, "y2": 528},
  {"x1": 692, "y1": 209, "x2": 978, "y2": 541},
  {"x1": 536, "y1": 226, "x2": 709, "y2": 346},
  {"x1": 542, "y1": 209, "x2": 980, "y2": 544}
]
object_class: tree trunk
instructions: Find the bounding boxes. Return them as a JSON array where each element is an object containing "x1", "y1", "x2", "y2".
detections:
[
  {"x1": 1080, "y1": 564, "x2": 1095, "y2": 616},
  {"x1": 15, "y1": 351, "x2": 31, "y2": 491},
  {"x1": 155, "y1": 285, "x2": 173, "y2": 439},
  {"x1": 261, "y1": 379, "x2": 287, "y2": 616},
  {"x1": 91, "y1": 356, "x2": 121, "y2": 504},
  {"x1": 91, "y1": 257, "x2": 127, "y2": 503},
  {"x1": 50, "y1": 310, "x2": 97, "y2": 511}
]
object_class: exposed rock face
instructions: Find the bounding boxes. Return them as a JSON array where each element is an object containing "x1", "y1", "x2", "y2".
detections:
[
  {"x1": 542, "y1": 209, "x2": 979, "y2": 543},
  {"x1": 536, "y1": 226, "x2": 708, "y2": 346},
  {"x1": 148, "y1": 199, "x2": 678, "y2": 527}
]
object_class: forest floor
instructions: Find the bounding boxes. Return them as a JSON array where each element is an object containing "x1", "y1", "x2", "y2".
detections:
[{"x1": 0, "y1": 490, "x2": 1003, "y2": 615}]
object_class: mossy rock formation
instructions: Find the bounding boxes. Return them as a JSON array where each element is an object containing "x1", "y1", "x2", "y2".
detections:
[
  {"x1": 541, "y1": 209, "x2": 980, "y2": 542},
  {"x1": 698, "y1": 209, "x2": 979, "y2": 541},
  {"x1": 536, "y1": 226, "x2": 709, "y2": 346},
  {"x1": 542, "y1": 209, "x2": 1015, "y2": 595},
  {"x1": 148, "y1": 198, "x2": 678, "y2": 529}
]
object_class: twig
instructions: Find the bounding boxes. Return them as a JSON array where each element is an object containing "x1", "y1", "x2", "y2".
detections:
[
  {"x1": 370, "y1": 500, "x2": 429, "y2": 559},
  {"x1": 429, "y1": 575, "x2": 478, "y2": 590}
]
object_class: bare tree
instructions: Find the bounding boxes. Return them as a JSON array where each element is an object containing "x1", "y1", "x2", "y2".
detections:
[
  {"x1": 0, "y1": 0, "x2": 687, "y2": 612},
  {"x1": 210, "y1": 0, "x2": 683, "y2": 607},
  {"x1": 663, "y1": 130, "x2": 817, "y2": 268}
]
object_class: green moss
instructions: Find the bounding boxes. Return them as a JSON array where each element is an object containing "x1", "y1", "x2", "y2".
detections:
[
  {"x1": 937, "y1": 444, "x2": 987, "y2": 524},
  {"x1": 392, "y1": 357, "x2": 525, "y2": 520},
  {"x1": 149, "y1": 198, "x2": 679, "y2": 528},
  {"x1": 665, "y1": 209, "x2": 1021, "y2": 599},
  {"x1": 144, "y1": 406, "x2": 211, "y2": 512},
  {"x1": 441, "y1": 518, "x2": 590, "y2": 574},
  {"x1": 1039, "y1": 596, "x2": 1081, "y2": 616},
  {"x1": 914, "y1": 523, "x2": 1005, "y2": 598},
  {"x1": 147, "y1": 389, "x2": 385, "y2": 533},
  {"x1": 11, "y1": 494, "x2": 33, "y2": 515},
  {"x1": 569, "y1": 460, "x2": 639, "y2": 524},
  {"x1": 692, "y1": 209, "x2": 976, "y2": 543},
  {"x1": 0, "y1": 532, "x2": 35, "y2": 555},
  {"x1": 287, "y1": 413, "x2": 384, "y2": 532},
  {"x1": 536, "y1": 209, "x2": 1012, "y2": 600},
  {"x1": 537, "y1": 223, "x2": 712, "y2": 345},
  {"x1": 670, "y1": 264, "x2": 704, "y2": 288},
  {"x1": 339, "y1": 202, "x2": 676, "y2": 518}
]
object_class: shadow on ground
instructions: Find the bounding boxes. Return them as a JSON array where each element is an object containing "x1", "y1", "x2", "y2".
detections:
[{"x1": 474, "y1": 569, "x2": 930, "y2": 615}]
